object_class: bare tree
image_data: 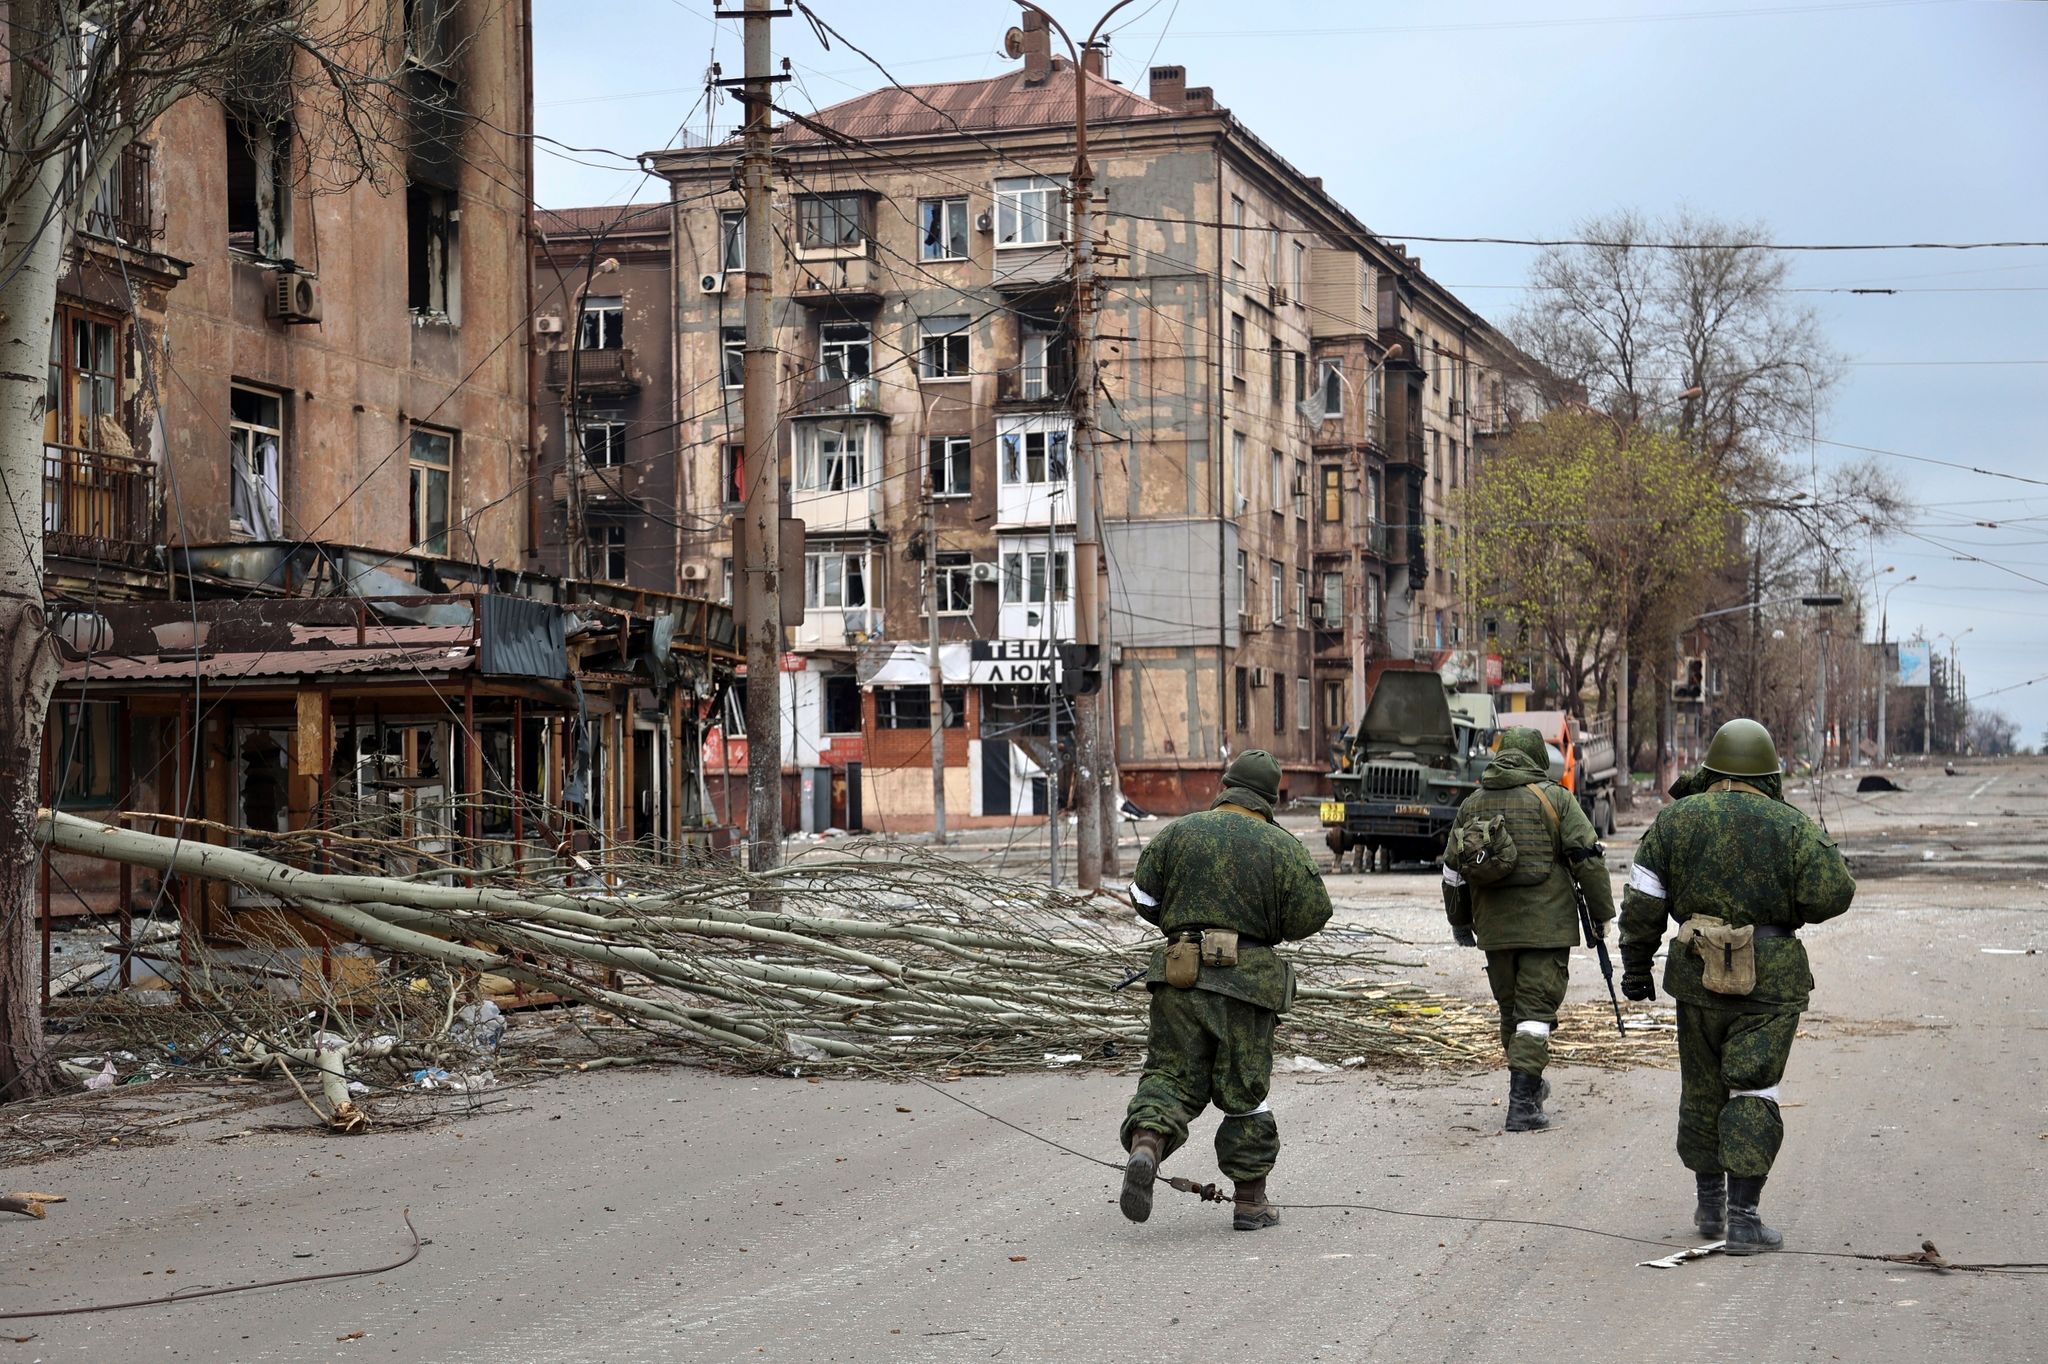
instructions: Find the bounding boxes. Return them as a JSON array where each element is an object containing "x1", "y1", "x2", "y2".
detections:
[
  {"x1": 0, "y1": 0, "x2": 407, "y2": 1101},
  {"x1": 1964, "y1": 710, "x2": 2017, "y2": 758}
]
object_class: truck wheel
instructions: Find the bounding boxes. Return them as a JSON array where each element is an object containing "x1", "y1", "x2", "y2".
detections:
[{"x1": 1593, "y1": 796, "x2": 1614, "y2": 836}]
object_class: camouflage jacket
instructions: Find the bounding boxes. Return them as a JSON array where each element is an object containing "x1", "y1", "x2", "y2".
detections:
[
  {"x1": 1132, "y1": 802, "x2": 1333, "y2": 1012},
  {"x1": 1441, "y1": 749, "x2": 1614, "y2": 950},
  {"x1": 1619, "y1": 784, "x2": 1856, "y2": 1013}
]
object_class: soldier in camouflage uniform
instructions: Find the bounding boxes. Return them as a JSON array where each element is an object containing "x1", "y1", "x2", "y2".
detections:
[
  {"x1": 1620, "y1": 719, "x2": 1856, "y2": 1254},
  {"x1": 1441, "y1": 726, "x2": 1614, "y2": 1131},
  {"x1": 1120, "y1": 750, "x2": 1333, "y2": 1231}
]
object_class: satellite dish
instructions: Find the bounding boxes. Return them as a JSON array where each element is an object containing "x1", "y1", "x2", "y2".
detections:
[{"x1": 1003, "y1": 26, "x2": 1025, "y2": 58}]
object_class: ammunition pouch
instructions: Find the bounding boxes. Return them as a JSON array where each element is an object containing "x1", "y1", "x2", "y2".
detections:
[
  {"x1": 1676, "y1": 915, "x2": 1757, "y2": 996},
  {"x1": 1199, "y1": 928, "x2": 1240, "y2": 968},
  {"x1": 1164, "y1": 937, "x2": 1201, "y2": 988}
]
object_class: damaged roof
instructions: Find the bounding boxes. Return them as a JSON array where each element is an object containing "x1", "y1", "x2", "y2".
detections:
[{"x1": 61, "y1": 645, "x2": 477, "y2": 687}]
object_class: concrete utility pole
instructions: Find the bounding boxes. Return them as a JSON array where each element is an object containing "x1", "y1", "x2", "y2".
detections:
[
  {"x1": 924, "y1": 476, "x2": 948, "y2": 845},
  {"x1": 1021, "y1": 1, "x2": 1136, "y2": 891},
  {"x1": 738, "y1": 0, "x2": 783, "y2": 872},
  {"x1": 1877, "y1": 574, "x2": 1914, "y2": 765}
]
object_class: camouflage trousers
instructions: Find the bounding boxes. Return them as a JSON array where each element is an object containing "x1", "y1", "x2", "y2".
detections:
[
  {"x1": 1121, "y1": 985, "x2": 1280, "y2": 1182},
  {"x1": 1675, "y1": 1003, "x2": 1800, "y2": 1178},
  {"x1": 1483, "y1": 948, "x2": 1570, "y2": 1076}
]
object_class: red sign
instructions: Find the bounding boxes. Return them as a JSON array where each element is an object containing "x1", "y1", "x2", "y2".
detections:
[
  {"x1": 779, "y1": 653, "x2": 806, "y2": 673},
  {"x1": 1485, "y1": 654, "x2": 1504, "y2": 688}
]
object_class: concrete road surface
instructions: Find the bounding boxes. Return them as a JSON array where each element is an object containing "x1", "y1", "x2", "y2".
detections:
[{"x1": 4, "y1": 760, "x2": 2044, "y2": 1361}]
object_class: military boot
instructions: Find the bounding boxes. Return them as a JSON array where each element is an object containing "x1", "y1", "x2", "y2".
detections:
[
  {"x1": 1724, "y1": 1176, "x2": 1783, "y2": 1255},
  {"x1": 1232, "y1": 1177, "x2": 1280, "y2": 1231},
  {"x1": 1120, "y1": 1129, "x2": 1164, "y2": 1223},
  {"x1": 1505, "y1": 1071, "x2": 1550, "y2": 1132},
  {"x1": 1694, "y1": 1171, "x2": 1727, "y2": 1239}
]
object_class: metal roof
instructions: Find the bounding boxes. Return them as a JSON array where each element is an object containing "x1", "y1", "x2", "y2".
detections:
[
  {"x1": 535, "y1": 203, "x2": 671, "y2": 237},
  {"x1": 62, "y1": 646, "x2": 477, "y2": 687},
  {"x1": 785, "y1": 58, "x2": 1172, "y2": 143}
]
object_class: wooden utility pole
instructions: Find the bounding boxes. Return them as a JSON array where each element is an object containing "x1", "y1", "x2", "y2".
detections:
[
  {"x1": 737, "y1": 0, "x2": 783, "y2": 871},
  {"x1": 924, "y1": 477, "x2": 948, "y2": 844}
]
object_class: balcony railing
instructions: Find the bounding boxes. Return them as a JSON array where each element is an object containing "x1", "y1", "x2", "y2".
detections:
[
  {"x1": 996, "y1": 363, "x2": 1073, "y2": 406},
  {"x1": 551, "y1": 463, "x2": 632, "y2": 505},
  {"x1": 788, "y1": 374, "x2": 883, "y2": 418},
  {"x1": 545, "y1": 347, "x2": 639, "y2": 392},
  {"x1": 81, "y1": 143, "x2": 162, "y2": 246},
  {"x1": 43, "y1": 445, "x2": 157, "y2": 566}
]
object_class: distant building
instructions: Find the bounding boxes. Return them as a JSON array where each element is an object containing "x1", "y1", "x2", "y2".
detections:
[{"x1": 649, "y1": 29, "x2": 1527, "y2": 827}]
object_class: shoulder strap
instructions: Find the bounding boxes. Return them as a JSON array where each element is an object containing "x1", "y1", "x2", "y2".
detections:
[
  {"x1": 1524, "y1": 783, "x2": 1563, "y2": 858},
  {"x1": 1707, "y1": 778, "x2": 1767, "y2": 797}
]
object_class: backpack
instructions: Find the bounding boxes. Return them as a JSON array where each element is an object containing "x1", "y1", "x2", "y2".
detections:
[{"x1": 1448, "y1": 785, "x2": 1562, "y2": 887}]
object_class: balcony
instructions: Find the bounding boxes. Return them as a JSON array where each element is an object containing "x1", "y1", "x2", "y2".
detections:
[
  {"x1": 995, "y1": 363, "x2": 1073, "y2": 408},
  {"x1": 545, "y1": 347, "x2": 639, "y2": 394},
  {"x1": 1387, "y1": 431, "x2": 1425, "y2": 468},
  {"x1": 81, "y1": 144, "x2": 161, "y2": 247},
  {"x1": 43, "y1": 445, "x2": 158, "y2": 567},
  {"x1": 551, "y1": 463, "x2": 632, "y2": 506},
  {"x1": 791, "y1": 256, "x2": 883, "y2": 309},
  {"x1": 1368, "y1": 522, "x2": 1393, "y2": 559},
  {"x1": 788, "y1": 374, "x2": 884, "y2": 419},
  {"x1": 1378, "y1": 322, "x2": 1421, "y2": 369}
]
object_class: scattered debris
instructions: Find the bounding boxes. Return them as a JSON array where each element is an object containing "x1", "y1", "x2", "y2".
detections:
[
  {"x1": 0, "y1": 1192, "x2": 64, "y2": 1220},
  {"x1": 1639, "y1": 1241, "x2": 1724, "y2": 1268}
]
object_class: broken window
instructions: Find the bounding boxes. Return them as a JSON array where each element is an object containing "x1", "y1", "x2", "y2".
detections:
[
  {"x1": 920, "y1": 196, "x2": 969, "y2": 261},
  {"x1": 1000, "y1": 547, "x2": 1068, "y2": 605},
  {"x1": 229, "y1": 384, "x2": 285, "y2": 539},
  {"x1": 234, "y1": 725, "x2": 292, "y2": 841},
  {"x1": 44, "y1": 306, "x2": 120, "y2": 453},
  {"x1": 919, "y1": 315, "x2": 970, "y2": 380},
  {"x1": 720, "y1": 443, "x2": 743, "y2": 507},
  {"x1": 577, "y1": 295, "x2": 623, "y2": 350},
  {"x1": 721, "y1": 327, "x2": 744, "y2": 388},
  {"x1": 998, "y1": 429, "x2": 1067, "y2": 485},
  {"x1": 819, "y1": 322, "x2": 871, "y2": 380},
  {"x1": 403, "y1": 0, "x2": 455, "y2": 69},
  {"x1": 932, "y1": 552, "x2": 973, "y2": 614},
  {"x1": 797, "y1": 193, "x2": 865, "y2": 250},
  {"x1": 226, "y1": 110, "x2": 292, "y2": 259},
  {"x1": 822, "y1": 673, "x2": 863, "y2": 735},
  {"x1": 591, "y1": 522, "x2": 627, "y2": 581},
  {"x1": 409, "y1": 426, "x2": 454, "y2": 554},
  {"x1": 406, "y1": 183, "x2": 458, "y2": 318},
  {"x1": 578, "y1": 415, "x2": 626, "y2": 469},
  {"x1": 51, "y1": 702, "x2": 119, "y2": 810},
  {"x1": 993, "y1": 176, "x2": 1063, "y2": 248},
  {"x1": 929, "y1": 435, "x2": 970, "y2": 497},
  {"x1": 878, "y1": 686, "x2": 966, "y2": 729},
  {"x1": 796, "y1": 422, "x2": 868, "y2": 492},
  {"x1": 805, "y1": 550, "x2": 869, "y2": 610},
  {"x1": 719, "y1": 209, "x2": 744, "y2": 271}
]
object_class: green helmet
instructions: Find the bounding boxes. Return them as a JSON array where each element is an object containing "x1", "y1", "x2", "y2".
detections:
[
  {"x1": 1703, "y1": 718, "x2": 1780, "y2": 777},
  {"x1": 1495, "y1": 726, "x2": 1546, "y2": 765}
]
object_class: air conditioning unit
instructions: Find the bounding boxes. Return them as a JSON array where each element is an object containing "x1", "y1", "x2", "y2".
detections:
[
  {"x1": 975, "y1": 210, "x2": 994, "y2": 234},
  {"x1": 268, "y1": 270, "x2": 322, "y2": 325},
  {"x1": 699, "y1": 271, "x2": 726, "y2": 295},
  {"x1": 969, "y1": 561, "x2": 1001, "y2": 583},
  {"x1": 535, "y1": 315, "x2": 564, "y2": 335},
  {"x1": 680, "y1": 561, "x2": 710, "y2": 583},
  {"x1": 1268, "y1": 285, "x2": 1289, "y2": 308},
  {"x1": 841, "y1": 257, "x2": 874, "y2": 290},
  {"x1": 1448, "y1": 398, "x2": 1463, "y2": 417},
  {"x1": 1250, "y1": 667, "x2": 1270, "y2": 688}
]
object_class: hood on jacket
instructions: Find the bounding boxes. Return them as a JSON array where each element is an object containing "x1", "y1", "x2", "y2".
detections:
[
  {"x1": 1214, "y1": 749, "x2": 1282, "y2": 819},
  {"x1": 1480, "y1": 745, "x2": 1547, "y2": 790}
]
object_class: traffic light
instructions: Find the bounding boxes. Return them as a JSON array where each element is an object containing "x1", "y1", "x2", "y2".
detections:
[{"x1": 1058, "y1": 643, "x2": 1102, "y2": 697}]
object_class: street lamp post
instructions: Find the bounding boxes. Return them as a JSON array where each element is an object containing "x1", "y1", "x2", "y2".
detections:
[
  {"x1": 1877, "y1": 574, "x2": 1916, "y2": 765},
  {"x1": 1932, "y1": 628, "x2": 1972, "y2": 754}
]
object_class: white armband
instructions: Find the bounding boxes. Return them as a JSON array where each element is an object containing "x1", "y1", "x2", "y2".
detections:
[
  {"x1": 1627, "y1": 863, "x2": 1666, "y2": 899},
  {"x1": 1441, "y1": 865, "x2": 1466, "y2": 887},
  {"x1": 1131, "y1": 884, "x2": 1160, "y2": 908}
]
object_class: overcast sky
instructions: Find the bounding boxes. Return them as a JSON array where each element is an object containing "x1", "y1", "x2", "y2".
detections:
[{"x1": 532, "y1": 0, "x2": 2048, "y2": 748}]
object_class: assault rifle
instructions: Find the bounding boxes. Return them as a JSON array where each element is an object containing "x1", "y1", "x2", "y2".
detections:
[{"x1": 1567, "y1": 850, "x2": 1626, "y2": 1035}]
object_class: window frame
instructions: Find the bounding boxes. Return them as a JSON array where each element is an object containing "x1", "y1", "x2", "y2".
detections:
[
  {"x1": 590, "y1": 521, "x2": 628, "y2": 581},
  {"x1": 795, "y1": 422, "x2": 870, "y2": 493},
  {"x1": 228, "y1": 382, "x2": 285, "y2": 539},
  {"x1": 1273, "y1": 671, "x2": 1287, "y2": 737},
  {"x1": 721, "y1": 327, "x2": 744, "y2": 389},
  {"x1": 577, "y1": 413, "x2": 627, "y2": 469},
  {"x1": 919, "y1": 196, "x2": 970, "y2": 262},
  {"x1": 576, "y1": 295, "x2": 624, "y2": 351},
  {"x1": 822, "y1": 672, "x2": 863, "y2": 736},
  {"x1": 1229, "y1": 312, "x2": 1246, "y2": 377},
  {"x1": 929, "y1": 435, "x2": 971, "y2": 498},
  {"x1": 1229, "y1": 194, "x2": 1245, "y2": 264},
  {"x1": 993, "y1": 175, "x2": 1066, "y2": 249},
  {"x1": 1269, "y1": 558, "x2": 1284, "y2": 621},
  {"x1": 999, "y1": 546, "x2": 1071, "y2": 606},
  {"x1": 1320, "y1": 571, "x2": 1344, "y2": 628},
  {"x1": 998, "y1": 428, "x2": 1069, "y2": 486},
  {"x1": 932, "y1": 552, "x2": 974, "y2": 615},
  {"x1": 1269, "y1": 449, "x2": 1284, "y2": 518},
  {"x1": 818, "y1": 321, "x2": 872, "y2": 381},
  {"x1": 408, "y1": 425, "x2": 455, "y2": 556},
  {"x1": 1319, "y1": 463, "x2": 1343, "y2": 524},
  {"x1": 720, "y1": 443, "x2": 744, "y2": 508},
  {"x1": 719, "y1": 208, "x2": 744, "y2": 271},
  {"x1": 1318, "y1": 357, "x2": 1345, "y2": 416},
  {"x1": 804, "y1": 548, "x2": 872, "y2": 611},
  {"x1": 796, "y1": 192, "x2": 866, "y2": 251},
  {"x1": 919, "y1": 315, "x2": 971, "y2": 381},
  {"x1": 1295, "y1": 567, "x2": 1308, "y2": 627}
]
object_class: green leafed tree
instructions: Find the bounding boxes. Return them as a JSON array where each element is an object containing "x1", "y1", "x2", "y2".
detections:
[{"x1": 1457, "y1": 409, "x2": 1735, "y2": 730}]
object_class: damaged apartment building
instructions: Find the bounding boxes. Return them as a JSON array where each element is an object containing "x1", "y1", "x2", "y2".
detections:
[
  {"x1": 645, "y1": 24, "x2": 1530, "y2": 828},
  {"x1": 37, "y1": 1, "x2": 739, "y2": 963}
]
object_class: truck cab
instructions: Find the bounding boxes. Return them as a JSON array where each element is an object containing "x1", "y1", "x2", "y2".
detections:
[{"x1": 1321, "y1": 669, "x2": 1490, "y2": 872}]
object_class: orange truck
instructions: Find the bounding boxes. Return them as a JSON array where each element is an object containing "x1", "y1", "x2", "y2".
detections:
[{"x1": 1512, "y1": 709, "x2": 1619, "y2": 835}]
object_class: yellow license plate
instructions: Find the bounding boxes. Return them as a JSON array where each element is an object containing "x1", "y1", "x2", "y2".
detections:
[{"x1": 1319, "y1": 801, "x2": 1345, "y2": 823}]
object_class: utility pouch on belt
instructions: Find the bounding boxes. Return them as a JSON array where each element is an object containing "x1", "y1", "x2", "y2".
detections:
[
  {"x1": 1199, "y1": 929, "x2": 1240, "y2": 968},
  {"x1": 1676, "y1": 915, "x2": 1757, "y2": 996},
  {"x1": 1164, "y1": 939, "x2": 1201, "y2": 988}
]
